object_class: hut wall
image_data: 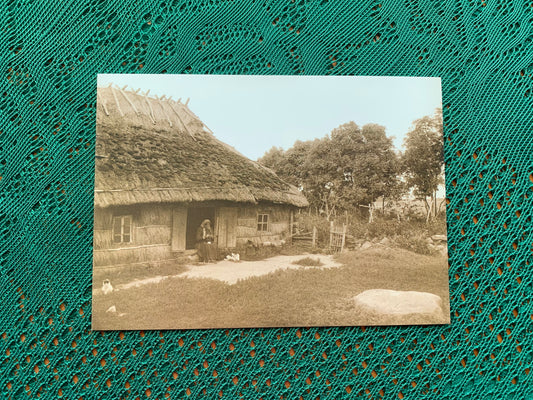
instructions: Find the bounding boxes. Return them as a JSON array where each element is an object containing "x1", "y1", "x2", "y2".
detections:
[
  {"x1": 94, "y1": 202, "x2": 296, "y2": 266},
  {"x1": 93, "y1": 204, "x2": 175, "y2": 267},
  {"x1": 235, "y1": 204, "x2": 292, "y2": 246}
]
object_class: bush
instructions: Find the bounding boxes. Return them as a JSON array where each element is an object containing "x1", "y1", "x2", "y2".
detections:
[
  {"x1": 426, "y1": 214, "x2": 447, "y2": 236},
  {"x1": 294, "y1": 213, "x2": 331, "y2": 247},
  {"x1": 292, "y1": 257, "x2": 324, "y2": 267},
  {"x1": 235, "y1": 243, "x2": 282, "y2": 261},
  {"x1": 395, "y1": 235, "x2": 435, "y2": 255},
  {"x1": 294, "y1": 210, "x2": 446, "y2": 254},
  {"x1": 351, "y1": 215, "x2": 446, "y2": 241}
]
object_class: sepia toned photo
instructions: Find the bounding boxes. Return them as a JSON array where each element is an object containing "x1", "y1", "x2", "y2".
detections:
[{"x1": 92, "y1": 74, "x2": 449, "y2": 330}]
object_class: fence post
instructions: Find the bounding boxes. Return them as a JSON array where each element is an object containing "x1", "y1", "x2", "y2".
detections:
[
  {"x1": 329, "y1": 221, "x2": 333, "y2": 249},
  {"x1": 289, "y1": 209, "x2": 294, "y2": 243},
  {"x1": 312, "y1": 226, "x2": 317, "y2": 248},
  {"x1": 340, "y1": 224, "x2": 347, "y2": 252}
]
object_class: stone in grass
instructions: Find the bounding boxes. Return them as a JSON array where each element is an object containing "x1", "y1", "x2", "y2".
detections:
[
  {"x1": 353, "y1": 289, "x2": 443, "y2": 317},
  {"x1": 435, "y1": 244, "x2": 448, "y2": 256},
  {"x1": 360, "y1": 241, "x2": 373, "y2": 250},
  {"x1": 431, "y1": 234, "x2": 447, "y2": 243},
  {"x1": 379, "y1": 237, "x2": 392, "y2": 246},
  {"x1": 105, "y1": 305, "x2": 127, "y2": 317}
]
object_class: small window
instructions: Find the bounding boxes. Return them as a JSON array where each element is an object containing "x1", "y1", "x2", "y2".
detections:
[
  {"x1": 113, "y1": 215, "x2": 132, "y2": 243},
  {"x1": 257, "y1": 214, "x2": 269, "y2": 232}
]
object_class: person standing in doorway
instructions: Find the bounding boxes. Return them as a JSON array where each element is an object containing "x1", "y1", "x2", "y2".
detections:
[{"x1": 196, "y1": 219, "x2": 217, "y2": 262}]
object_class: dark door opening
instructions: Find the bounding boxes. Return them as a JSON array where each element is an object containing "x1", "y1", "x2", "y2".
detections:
[{"x1": 186, "y1": 207, "x2": 216, "y2": 250}]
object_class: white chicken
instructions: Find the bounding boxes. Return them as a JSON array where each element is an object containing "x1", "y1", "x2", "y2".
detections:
[
  {"x1": 101, "y1": 279, "x2": 114, "y2": 295},
  {"x1": 225, "y1": 253, "x2": 240, "y2": 262}
]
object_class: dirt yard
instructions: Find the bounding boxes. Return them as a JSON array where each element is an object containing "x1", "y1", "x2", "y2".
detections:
[{"x1": 104, "y1": 254, "x2": 341, "y2": 290}]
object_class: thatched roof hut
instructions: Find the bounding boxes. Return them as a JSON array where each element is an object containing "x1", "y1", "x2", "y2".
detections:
[{"x1": 95, "y1": 85, "x2": 308, "y2": 209}]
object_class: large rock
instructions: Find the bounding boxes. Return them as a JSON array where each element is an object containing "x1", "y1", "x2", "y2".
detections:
[
  {"x1": 379, "y1": 237, "x2": 391, "y2": 246},
  {"x1": 431, "y1": 234, "x2": 447, "y2": 243},
  {"x1": 353, "y1": 289, "x2": 444, "y2": 318},
  {"x1": 360, "y1": 241, "x2": 373, "y2": 250},
  {"x1": 436, "y1": 244, "x2": 448, "y2": 256}
]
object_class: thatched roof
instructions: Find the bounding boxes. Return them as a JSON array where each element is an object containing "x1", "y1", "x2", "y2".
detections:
[{"x1": 95, "y1": 85, "x2": 308, "y2": 208}]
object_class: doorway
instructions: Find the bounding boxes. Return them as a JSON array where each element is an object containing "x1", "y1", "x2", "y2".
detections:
[{"x1": 186, "y1": 207, "x2": 215, "y2": 250}]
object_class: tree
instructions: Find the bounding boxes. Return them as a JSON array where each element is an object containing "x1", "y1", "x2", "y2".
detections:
[
  {"x1": 258, "y1": 146, "x2": 287, "y2": 174},
  {"x1": 258, "y1": 122, "x2": 404, "y2": 220},
  {"x1": 258, "y1": 141, "x2": 315, "y2": 189},
  {"x1": 304, "y1": 122, "x2": 403, "y2": 218},
  {"x1": 303, "y1": 136, "x2": 338, "y2": 218},
  {"x1": 284, "y1": 140, "x2": 314, "y2": 188},
  {"x1": 402, "y1": 109, "x2": 444, "y2": 222},
  {"x1": 358, "y1": 124, "x2": 403, "y2": 209},
  {"x1": 325, "y1": 122, "x2": 402, "y2": 210}
]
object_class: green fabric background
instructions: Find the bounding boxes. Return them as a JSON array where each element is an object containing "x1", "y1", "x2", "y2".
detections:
[{"x1": 1, "y1": 0, "x2": 532, "y2": 398}]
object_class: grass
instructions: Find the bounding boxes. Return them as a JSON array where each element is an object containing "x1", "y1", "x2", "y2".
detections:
[
  {"x1": 93, "y1": 260, "x2": 188, "y2": 288},
  {"x1": 291, "y1": 257, "x2": 324, "y2": 267},
  {"x1": 92, "y1": 247, "x2": 449, "y2": 330}
]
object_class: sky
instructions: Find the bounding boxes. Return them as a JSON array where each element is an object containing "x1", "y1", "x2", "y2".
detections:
[{"x1": 98, "y1": 74, "x2": 442, "y2": 161}]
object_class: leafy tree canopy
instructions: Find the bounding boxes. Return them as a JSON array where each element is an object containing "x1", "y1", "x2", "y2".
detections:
[
  {"x1": 258, "y1": 121, "x2": 403, "y2": 216},
  {"x1": 402, "y1": 109, "x2": 444, "y2": 199}
]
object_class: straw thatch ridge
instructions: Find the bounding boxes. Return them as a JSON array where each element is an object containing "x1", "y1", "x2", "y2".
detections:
[{"x1": 95, "y1": 85, "x2": 309, "y2": 208}]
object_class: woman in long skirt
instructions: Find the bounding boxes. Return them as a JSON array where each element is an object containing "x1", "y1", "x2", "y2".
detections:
[{"x1": 196, "y1": 219, "x2": 217, "y2": 262}]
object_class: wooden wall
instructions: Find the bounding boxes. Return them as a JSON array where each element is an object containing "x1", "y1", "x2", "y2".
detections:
[
  {"x1": 93, "y1": 204, "x2": 174, "y2": 267},
  {"x1": 93, "y1": 202, "x2": 295, "y2": 267},
  {"x1": 235, "y1": 204, "x2": 292, "y2": 246}
]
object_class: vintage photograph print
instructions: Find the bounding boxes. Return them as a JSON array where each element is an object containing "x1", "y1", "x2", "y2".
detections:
[{"x1": 92, "y1": 74, "x2": 449, "y2": 330}]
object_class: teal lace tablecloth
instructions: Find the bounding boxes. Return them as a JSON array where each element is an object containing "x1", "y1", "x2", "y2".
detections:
[{"x1": 1, "y1": 1, "x2": 532, "y2": 398}]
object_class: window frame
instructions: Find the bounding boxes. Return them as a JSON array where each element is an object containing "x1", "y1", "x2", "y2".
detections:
[
  {"x1": 257, "y1": 213, "x2": 269, "y2": 232},
  {"x1": 112, "y1": 215, "x2": 133, "y2": 244}
]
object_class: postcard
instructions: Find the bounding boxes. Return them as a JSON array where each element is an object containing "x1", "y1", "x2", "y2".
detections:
[{"x1": 92, "y1": 74, "x2": 449, "y2": 330}]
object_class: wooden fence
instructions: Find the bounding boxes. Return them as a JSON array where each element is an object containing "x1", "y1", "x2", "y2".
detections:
[
  {"x1": 292, "y1": 223, "x2": 348, "y2": 252},
  {"x1": 292, "y1": 226, "x2": 317, "y2": 249},
  {"x1": 329, "y1": 221, "x2": 347, "y2": 252}
]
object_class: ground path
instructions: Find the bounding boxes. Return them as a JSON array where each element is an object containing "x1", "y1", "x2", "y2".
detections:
[
  {"x1": 181, "y1": 254, "x2": 342, "y2": 284},
  {"x1": 115, "y1": 254, "x2": 342, "y2": 290}
]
